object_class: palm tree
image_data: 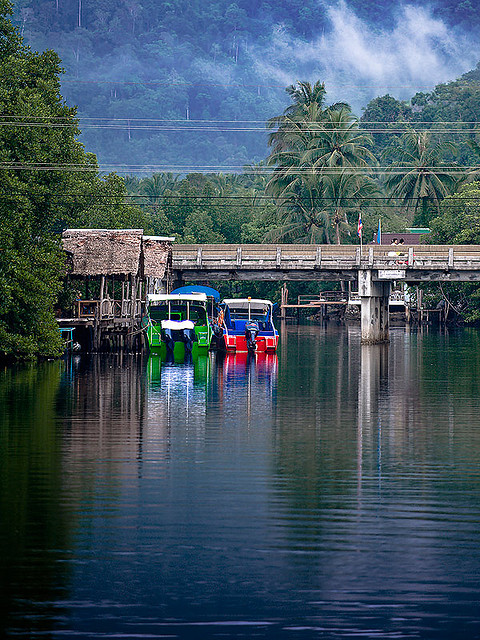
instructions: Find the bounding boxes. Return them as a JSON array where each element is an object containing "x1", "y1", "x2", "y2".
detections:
[
  {"x1": 265, "y1": 169, "x2": 332, "y2": 244},
  {"x1": 383, "y1": 129, "x2": 458, "y2": 225},
  {"x1": 321, "y1": 170, "x2": 380, "y2": 244},
  {"x1": 140, "y1": 172, "x2": 179, "y2": 204},
  {"x1": 267, "y1": 81, "x2": 349, "y2": 155},
  {"x1": 305, "y1": 108, "x2": 376, "y2": 171},
  {"x1": 266, "y1": 86, "x2": 376, "y2": 243}
]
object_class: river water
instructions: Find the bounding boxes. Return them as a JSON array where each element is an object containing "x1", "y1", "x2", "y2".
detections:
[{"x1": 2, "y1": 323, "x2": 480, "y2": 639}]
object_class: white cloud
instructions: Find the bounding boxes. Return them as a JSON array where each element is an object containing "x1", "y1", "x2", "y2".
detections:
[{"x1": 248, "y1": 2, "x2": 478, "y2": 110}]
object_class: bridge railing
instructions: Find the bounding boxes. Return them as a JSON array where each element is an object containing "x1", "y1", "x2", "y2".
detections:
[{"x1": 172, "y1": 244, "x2": 480, "y2": 271}]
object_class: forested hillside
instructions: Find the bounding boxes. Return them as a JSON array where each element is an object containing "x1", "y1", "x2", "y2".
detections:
[{"x1": 11, "y1": 0, "x2": 480, "y2": 171}]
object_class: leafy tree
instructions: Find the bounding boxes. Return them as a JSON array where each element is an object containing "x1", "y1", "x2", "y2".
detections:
[
  {"x1": 427, "y1": 182, "x2": 480, "y2": 323},
  {"x1": 0, "y1": 1, "x2": 144, "y2": 359},
  {"x1": 429, "y1": 181, "x2": 480, "y2": 244},
  {"x1": 360, "y1": 94, "x2": 412, "y2": 152},
  {"x1": 0, "y1": 0, "x2": 83, "y2": 358},
  {"x1": 127, "y1": 171, "x2": 274, "y2": 244}
]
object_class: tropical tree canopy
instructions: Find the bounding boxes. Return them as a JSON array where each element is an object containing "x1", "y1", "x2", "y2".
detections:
[
  {"x1": 0, "y1": 0, "x2": 145, "y2": 359},
  {"x1": 266, "y1": 82, "x2": 376, "y2": 244},
  {"x1": 383, "y1": 129, "x2": 459, "y2": 226}
]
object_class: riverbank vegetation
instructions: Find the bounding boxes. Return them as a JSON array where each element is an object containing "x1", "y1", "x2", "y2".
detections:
[{"x1": 0, "y1": 0, "x2": 146, "y2": 360}]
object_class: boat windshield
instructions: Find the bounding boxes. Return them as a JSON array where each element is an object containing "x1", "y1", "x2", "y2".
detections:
[{"x1": 149, "y1": 302, "x2": 207, "y2": 323}]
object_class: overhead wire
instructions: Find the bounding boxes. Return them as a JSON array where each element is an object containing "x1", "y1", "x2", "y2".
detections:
[
  {"x1": 0, "y1": 115, "x2": 479, "y2": 134},
  {"x1": 0, "y1": 164, "x2": 477, "y2": 175}
]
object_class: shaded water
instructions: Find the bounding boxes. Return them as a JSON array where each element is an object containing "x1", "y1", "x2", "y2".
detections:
[{"x1": 2, "y1": 324, "x2": 480, "y2": 639}]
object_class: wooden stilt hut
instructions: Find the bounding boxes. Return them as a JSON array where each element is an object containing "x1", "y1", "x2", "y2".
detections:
[{"x1": 61, "y1": 229, "x2": 173, "y2": 352}]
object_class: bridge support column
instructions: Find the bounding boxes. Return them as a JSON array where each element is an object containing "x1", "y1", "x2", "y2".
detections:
[{"x1": 358, "y1": 270, "x2": 390, "y2": 344}]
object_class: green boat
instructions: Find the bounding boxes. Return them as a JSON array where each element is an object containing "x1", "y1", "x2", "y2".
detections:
[{"x1": 144, "y1": 292, "x2": 213, "y2": 361}]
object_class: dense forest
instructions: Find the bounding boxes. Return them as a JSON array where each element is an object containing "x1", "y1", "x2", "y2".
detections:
[{"x1": 11, "y1": 0, "x2": 480, "y2": 169}]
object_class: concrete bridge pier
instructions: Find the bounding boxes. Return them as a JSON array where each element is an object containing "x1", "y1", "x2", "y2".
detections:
[{"x1": 358, "y1": 270, "x2": 390, "y2": 344}]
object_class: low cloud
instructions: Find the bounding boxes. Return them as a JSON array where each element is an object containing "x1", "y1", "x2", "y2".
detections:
[{"x1": 249, "y1": 2, "x2": 478, "y2": 111}]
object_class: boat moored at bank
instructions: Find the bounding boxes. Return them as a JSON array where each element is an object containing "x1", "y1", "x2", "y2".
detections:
[
  {"x1": 220, "y1": 298, "x2": 279, "y2": 353},
  {"x1": 144, "y1": 293, "x2": 212, "y2": 360}
]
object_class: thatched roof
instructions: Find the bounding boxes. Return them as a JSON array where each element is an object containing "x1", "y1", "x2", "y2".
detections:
[
  {"x1": 63, "y1": 229, "x2": 143, "y2": 276},
  {"x1": 62, "y1": 229, "x2": 173, "y2": 278},
  {"x1": 142, "y1": 235, "x2": 173, "y2": 278}
]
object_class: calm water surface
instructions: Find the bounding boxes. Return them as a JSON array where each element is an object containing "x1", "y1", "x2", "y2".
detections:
[{"x1": 2, "y1": 324, "x2": 480, "y2": 639}]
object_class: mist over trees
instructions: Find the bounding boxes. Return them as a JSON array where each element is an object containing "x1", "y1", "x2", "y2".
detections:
[{"x1": 11, "y1": 0, "x2": 480, "y2": 170}]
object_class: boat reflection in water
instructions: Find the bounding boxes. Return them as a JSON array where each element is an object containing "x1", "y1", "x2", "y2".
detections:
[
  {"x1": 146, "y1": 355, "x2": 211, "y2": 446},
  {"x1": 146, "y1": 351, "x2": 278, "y2": 436},
  {"x1": 212, "y1": 351, "x2": 278, "y2": 426}
]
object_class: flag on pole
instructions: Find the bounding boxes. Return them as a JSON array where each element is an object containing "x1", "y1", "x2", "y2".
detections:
[
  {"x1": 376, "y1": 219, "x2": 382, "y2": 244},
  {"x1": 357, "y1": 212, "x2": 363, "y2": 238}
]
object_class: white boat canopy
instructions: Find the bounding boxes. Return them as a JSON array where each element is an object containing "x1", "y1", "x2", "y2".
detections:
[
  {"x1": 222, "y1": 298, "x2": 273, "y2": 311},
  {"x1": 161, "y1": 319, "x2": 195, "y2": 330},
  {"x1": 147, "y1": 293, "x2": 207, "y2": 304}
]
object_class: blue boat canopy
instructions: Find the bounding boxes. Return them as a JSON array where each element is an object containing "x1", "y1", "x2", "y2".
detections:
[{"x1": 171, "y1": 285, "x2": 221, "y2": 301}]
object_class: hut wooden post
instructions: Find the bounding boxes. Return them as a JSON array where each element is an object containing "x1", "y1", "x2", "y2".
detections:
[
  {"x1": 125, "y1": 282, "x2": 130, "y2": 315},
  {"x1": 99, "y1": 275, "x2": 106, "y2": 319},
  {"x1": 126, "y1": 274, "x2": 137, "y2": 351},
  {"x1": 93, "y1": 274, "x2": 106, "y2": 351}
]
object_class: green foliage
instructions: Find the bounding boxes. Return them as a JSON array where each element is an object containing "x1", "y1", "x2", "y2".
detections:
[
  {"x1": 382, "y1": 129, "x2": 459, "y2": 226},
  {"x1": 429, "y1": 181, "x2": 480, "y2": 244},
  {"x1": 0, "y1": 1, "x2": 146, "y2": 359},
  {"x1": 425, "y1": 182, "x2": 480, "y2": 323},
  {"x1": 266, "y1": 83, "x2": 378, "y2": 244},
  {"x1": 360, "y1": 94, "x2": 412, "y2": 151},
  {"x1": 128, "y1": 170, "x2": 274, "y2": 243}
]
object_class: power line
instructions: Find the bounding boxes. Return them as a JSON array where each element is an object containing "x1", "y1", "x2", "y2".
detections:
[
  {"x1": 0, "y1": 164, "x2": 477, "y2": 175},
  {"x1": 2, "y1": 192, "x2": 480, "y2": 206},
  {"x1": 0, "y1": 121, "x2": 478, "y2": 135},
  {"x1": 1, "y1": 115, "x2": 480, "y2": 124},
  {"x1": 0, "y1": 193, "x2": 464, "y2": 200}
]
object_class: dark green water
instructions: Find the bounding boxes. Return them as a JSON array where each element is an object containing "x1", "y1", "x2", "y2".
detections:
[{"x1": 2, "y1": 324, "x2": 480, "y2": 639}]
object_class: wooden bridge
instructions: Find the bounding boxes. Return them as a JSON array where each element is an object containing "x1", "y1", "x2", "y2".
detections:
[{"x1": 59, "y1": 232, "x2": 480, "y2": 349}]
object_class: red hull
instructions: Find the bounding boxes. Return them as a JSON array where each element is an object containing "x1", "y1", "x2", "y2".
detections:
[{"x1": 224, "y1": 333, "x2": 278, "y2": 353}]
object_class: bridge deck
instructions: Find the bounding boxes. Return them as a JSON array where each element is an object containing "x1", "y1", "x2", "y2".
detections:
[{"x1": 172, "y1": 244, "x2": 480, "y2": 281}]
